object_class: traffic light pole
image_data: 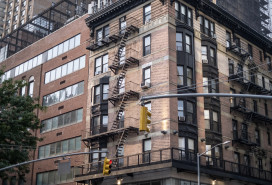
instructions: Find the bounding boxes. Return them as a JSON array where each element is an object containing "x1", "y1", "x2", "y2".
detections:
[
  {"x1": 141, "y1": 93, "x2": 272, "y2": 101},
  {"x1": 0, "y1": 151, "x2": 107, "y2": 172}
]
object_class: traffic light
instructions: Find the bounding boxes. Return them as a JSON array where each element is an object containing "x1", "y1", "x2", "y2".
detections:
[
  {"x1": 139, "y1": 106, "x2": 151, "y2": 132},
  {"x1": 103, "y1": 157, "x2": 112, "y2": 175}
]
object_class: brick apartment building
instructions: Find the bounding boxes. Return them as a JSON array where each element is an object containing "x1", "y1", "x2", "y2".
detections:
[{"x1": 0, "y1": 0, "x2": 272, "y2": 185}]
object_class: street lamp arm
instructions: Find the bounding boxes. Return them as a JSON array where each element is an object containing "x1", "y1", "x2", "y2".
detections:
[{"x1": 199, "y1": 142, "x2": 224, "y2": 156}]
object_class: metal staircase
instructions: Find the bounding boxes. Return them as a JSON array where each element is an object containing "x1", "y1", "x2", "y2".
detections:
[{"x1": 107, "y1": 26, "x2": 140, "y2": 165}]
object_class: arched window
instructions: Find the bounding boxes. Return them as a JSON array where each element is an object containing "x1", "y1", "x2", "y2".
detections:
[
  {"x1": 20, "y1": 80, "x2": 26, "y2": 96},
  {"x1": 28, "y1": 76, "x2": 34, "y2": 97}
]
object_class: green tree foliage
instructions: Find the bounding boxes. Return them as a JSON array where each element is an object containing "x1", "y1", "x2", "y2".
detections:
[{"x1": 0, "y1": 69, "x2": 44, "y2": 179}]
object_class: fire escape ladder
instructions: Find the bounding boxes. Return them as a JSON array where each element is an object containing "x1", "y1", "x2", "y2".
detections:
[
  {"x1": 110, "y1": 95, "x2": 127, "y2": 130},
  {"x1": 112, "y1": 129, "x2": 129, "y2": 166},
  {"x1": 109, "y1": 31, "x2": 129, "y2": 74}
]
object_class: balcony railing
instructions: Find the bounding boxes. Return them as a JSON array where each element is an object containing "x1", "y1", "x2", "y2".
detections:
[
  {"x1": 86, "y1": 17, "x2": 139, "y2": 51},
  {"x1": 233, "y1": 129, "x2": 257, "y2": 146},
  {"x1": 74, "y1": 148, "x2": 272, "y2": 183},
  {"x1": 229, "y1": 68, "x2": 272, "y2": 95}
]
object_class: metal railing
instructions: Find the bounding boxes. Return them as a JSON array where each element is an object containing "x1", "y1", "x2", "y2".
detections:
[
  {"x1": 233, "y1": 129, "x2": 257, "y2": 145},
  {"x1": 230, "y1": 67, "x2": 272, "y2": 91},
  {"x1": 75, "y1": 148, "x2": 272, "y2": 182}
]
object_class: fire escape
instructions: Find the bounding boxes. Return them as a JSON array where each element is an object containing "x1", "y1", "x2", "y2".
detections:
[
  {"x1": 83, "y1": 18, "x2": 140, "y2": 167},
  {"x1": 107, "y1": 23, "x2": 140, "y2": 165}
]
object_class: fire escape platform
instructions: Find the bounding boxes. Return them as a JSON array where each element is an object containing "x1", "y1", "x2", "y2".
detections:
[
  {"x1": 82, "y1": 126, "x2": 138, "y2": 143},
  {"x1": 229, "y1": 75, "x2": 272, "y2": 95},
  {"x1": 227, "y1": 45, "x2": 250, "y2": 60},
  {"x1": 108, "y1": 91, "x2": 139, "y2": 105},
  {"x1": 231, "y1": 106, "x2": 272, "y2": 124},
  {"x1": 86, "y1": 25, "x2": 139, "y2": 51},
  {"x1": 109, "y1": 57, "x2": 139, "y2": 72}
]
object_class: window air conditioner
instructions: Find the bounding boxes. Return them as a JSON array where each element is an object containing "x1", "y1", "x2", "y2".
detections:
[
  {"x1": 178, "y1": 116, "x2": 186, "y2": 121},
  {"x1": 95, "y1": 71, "x2": 101, "y2": 75},
  {"x1": 202, "y1": 59, "x2": 208, "y2": 64},
  {"x1": 141, "y1": 81, "x2": 151, "y2": 89},
  {"x1": 212, "y1": 34, "x2": 217, "y2": 39}
]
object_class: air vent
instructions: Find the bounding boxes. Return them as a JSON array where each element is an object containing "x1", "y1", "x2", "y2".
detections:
[
  {"x1": 56, "y1": 132, "x2": 62, "y2": 136},
  {"x1": 58, "y1": 105, "x2": 64, "y2": 110},
  {"x1": 60, "y1": 80, "x2": 65, "y2": 85},
  {"x1": 62, "y1": 56, "x2": 67, "y2": 60}
]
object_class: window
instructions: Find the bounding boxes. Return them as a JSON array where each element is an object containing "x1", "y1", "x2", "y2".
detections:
[
  {"x1": 120, "y1": 16, "x2": 126, "y2": 34},
  {"x1": 175, "y1": 2, "x2": 193, "y2": 26},
  {"x1": 119, "y1": 47, "x2": 126, "y2": 64},
  {"x1": 13, "y1": 24, "x2": 17, "y2": 30},
  {"x1": 14, "y1": 15, "x2": 18, "y2": 21},
  {"x1": 265, "y1": 103, "x2": 268, "y2": 116},
  {"x1": 119, "y1": 78, "x2": 125, "y2": 94},
  {"x1": 92, "y1": 116, "x2": 100, "y2": 135},
  {"x1": 178, "y1": 100, "x2": 184, "y2": 119},
  {"x1": 230, "y1": 88, "x2": 236, "y2": 107},
  {"x1": 177, "y1": 66, "x2": 184, "y2": 86},
  {"x1": 201, "y1": 46, "x2": 208, "y2": 62},
  {"x1": 20, "y1": 19, "x2": 25, "y2": 25},
  {"x1": 15, "y1": 6, "x2": 19, "y2": 12},
  {"x1": 40, "y1": 109, "x2": 83, "y2": 133},
  {"x1": 226, "y1": 31, "x2": 231, "y2": 48},
  {"x1": 259, "y1": 50, "x2": 263, "y2": 62},
  {"x1": 36, "y1": 167, "x2": 80, "y2": 185},
  {"x1": 45, "y1": 56, "x2": 85, "y2": 84},
  {"x1": 38, "y1": 137, "x2": 81, "y2": 159},
  {"x1": 186, "y1": 101, "x2": 194, "y2": 124},
  {"x1": 20, "y1": 80, "x2": 26, "y2": 96},
  {"x1": 143, "y1": 139, "x2": 151, "y2": 163},
  {"x1": 204, "y1": 110, "x2": 220, "y2": 132},
  {"x1": 176, "y1": 33, "x2": 183, "y2": 51},
  {"x1": 262, "y1": 76, "x2": 266, "y2": 89},
  {"x1": 268, "y1": 131, "x2": 271, "y2": 145},
  {"x1": 200, "y1": 16, "x2": 215, "y2": 37},
  {"x1": 248, "y1": 44, "x2": 253, "y2": 57},
  {"x1": 255, "y1": 130, "x2": 260, "y2": 146},
  {"x1": 185, "y1": 35, "x2": 191, "y2": 54},
  {"x1": 94, "y1": 54, "x2": 108, "y2": 75},
  {"x1": 143, "y1": 35, "x2": 151, "y2": 56},
  {"x1": 22, "y1": 1, "x2": 26, "y2": 7},
  {"x1": 144, "y1": 4, "x2": 151, "y2": 24},
  {"x1": 1, "y1": 35, "x2": 80, "y2": 84},
  {"x1": 210, "y1": 48, "x2": 216, "y2": 66},
  {"x1": 102, "y1": 84, "x2": 109, "y2": 100},
  {"x1": 43, "y1": 81, "x2": 84, "y2": 106},
  {"x1": 204, "y1": 110, "x2": 210, "y2": 129},
  {"x1": 266, "y1": 56, "x2": 272, "y2": 71},
  {"x1": 232, "y1": 120, "x2": 238, "y2": 139},
  {"x1": 186, "y1": 67, "x2": 193, "y2": 86},
  {"x1": 143, "y1": 67, "x2": 151, "y2": 85},
  {"x1": 258, "y1": 159, "x2": 263, "y2": 170},
  {"x1": 203, "y1": 77, "x2": 208, "y2": 93},
  {"x1": 94, "y1": 85, "x2": 100, "y2": 104},
  {"x1": 28, "y1": 76, "x2": 34, "y2": 97},
  {"x1": 96, "y1": 25, "x2": 109, "y2": 42},
  {"x1": 228, "y1": 59, "x2": 234, "y2": 75},
  {"x1": 253, "y1": 100, "x2": 257, "y2": 113}
]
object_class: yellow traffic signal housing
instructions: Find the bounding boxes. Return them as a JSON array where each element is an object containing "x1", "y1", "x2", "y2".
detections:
[
  {"x1": 139, "y1": 106, "x2": 151, "y2": 132},
  {"x1": 103, "y1": 157, "x2": 112, "y2": 175}
]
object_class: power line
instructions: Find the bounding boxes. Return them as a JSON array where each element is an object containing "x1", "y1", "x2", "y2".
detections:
[{"x1": 151, "y1": 61, "x2": 271, "y2": 96}]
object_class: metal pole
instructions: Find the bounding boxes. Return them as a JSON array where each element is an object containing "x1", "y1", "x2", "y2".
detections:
[
  {"x1": 0, "y1": 151, "x2": 107, "y2": 172},
  {"x1": 197, "y1": 153, "x2": 200, "y2": 185},
  {"x1": 141, "y1": 93, "x2": 272, "y2": 102}
]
